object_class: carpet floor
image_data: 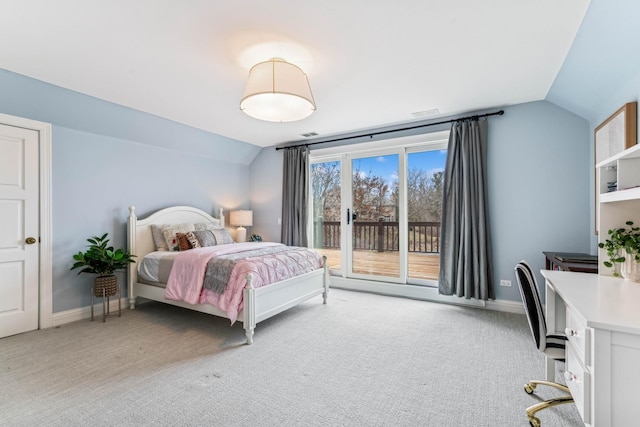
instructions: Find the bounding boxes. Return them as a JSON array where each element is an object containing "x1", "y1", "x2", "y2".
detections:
[{"x1": 0, "y1": 289, "x2": 583, "y2": 426}]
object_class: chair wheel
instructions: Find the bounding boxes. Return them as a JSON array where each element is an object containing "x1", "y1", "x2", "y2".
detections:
[
  {"x1": 528, "y1": 416, "x2": 541, "y2": 427},
  {"x1": 524, "y1": 383, "x2": 536, "y2": 394}
]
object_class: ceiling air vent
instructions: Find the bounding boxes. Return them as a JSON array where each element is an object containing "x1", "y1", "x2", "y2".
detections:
[
  {"x1": 411, "y1": 109, "x2": 440, "y2": 118},
  {"x1": 300, "y1": 131, "x2": 318, "y2": 138}
]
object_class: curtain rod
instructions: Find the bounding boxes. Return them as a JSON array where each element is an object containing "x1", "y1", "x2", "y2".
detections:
[{"x1": 275, "y1": 109, "x2": 504, "y2": 151}]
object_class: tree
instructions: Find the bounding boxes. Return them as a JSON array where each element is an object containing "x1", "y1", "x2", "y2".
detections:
[
  {"x1": 311, "y1": 162, "x2": 341, "y2": 221},
  {"x1": 312, "y1": 162, "x2": 443, "y2": 223},
  {"x1": 352, "y1": 166, "x2": 397, "y2": 221},
  {"x1": 407, "y1": 168, "x2": 443, "y2": 222},
  {"x1": 426, "y1": 171, "x2": 443, "y2": 221}
]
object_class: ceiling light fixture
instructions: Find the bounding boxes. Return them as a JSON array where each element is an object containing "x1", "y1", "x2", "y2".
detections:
[{"x1": 240, "y1": 57, "x2": 316, "y2": 122}]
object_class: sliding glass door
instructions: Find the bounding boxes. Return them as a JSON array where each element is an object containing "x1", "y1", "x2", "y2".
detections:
[
  {"x1": 406, "y1": 148, "x2": 446, "y2": 283},
  {"x1": 310, "y1": 160, "x2": 342, "y2": 271},
  {"x1": 310, "y1": 132, "x2": 447, "y2": 286},
  {"x1": 349, "y1": 152, "x2": 402, "y2": 280}
]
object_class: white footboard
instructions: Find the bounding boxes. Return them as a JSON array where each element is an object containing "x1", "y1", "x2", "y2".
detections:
[{"x1": 242, "y1": 259, "x2": 328, "y2": 344}]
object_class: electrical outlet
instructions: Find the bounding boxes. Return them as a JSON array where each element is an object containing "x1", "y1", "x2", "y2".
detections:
[{"x1": 500, "y1": 279, "x2": 512, "y2": 287}]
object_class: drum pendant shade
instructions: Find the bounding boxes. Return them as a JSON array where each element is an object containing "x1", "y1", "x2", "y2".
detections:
[{"x1": 240, "y1": 58, "x2": 316, "y2": 122}]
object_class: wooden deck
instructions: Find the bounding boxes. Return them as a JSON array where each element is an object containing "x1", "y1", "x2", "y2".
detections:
[{"x1": 314, "y1": 248, "x2": 440, "y2": 281}]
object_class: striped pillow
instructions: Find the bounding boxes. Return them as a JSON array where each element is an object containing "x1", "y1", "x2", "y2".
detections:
[{"x1": 185, "y1": 231, "x2": 201, "y2": 248}]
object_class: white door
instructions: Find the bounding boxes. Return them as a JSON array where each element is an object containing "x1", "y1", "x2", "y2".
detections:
[{"x1": 0, "y1": 123, "x2": 39, "y2": 337}]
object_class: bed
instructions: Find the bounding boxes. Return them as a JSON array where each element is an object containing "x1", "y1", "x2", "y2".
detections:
[{"x1": 127, "y1": 205, "x2": 329, "y2": 344}]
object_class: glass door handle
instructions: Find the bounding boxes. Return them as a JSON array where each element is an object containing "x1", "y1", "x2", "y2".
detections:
[{"x1": 347, "y1": 209, "x2": 356, "y2": 224}]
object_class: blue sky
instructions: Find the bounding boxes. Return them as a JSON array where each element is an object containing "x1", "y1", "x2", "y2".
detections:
[{"x1": 352, "y1": 150, "x2": 447, "y2": 185}]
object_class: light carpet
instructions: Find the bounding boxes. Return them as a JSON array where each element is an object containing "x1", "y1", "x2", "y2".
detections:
[{"x1": 0, "y1": 289, "x2": 583, "y2": 426}]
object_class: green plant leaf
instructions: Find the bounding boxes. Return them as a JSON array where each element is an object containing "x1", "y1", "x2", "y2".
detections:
[{"x1": 70, "y1": 232, "x2": 134, "y2": 277}]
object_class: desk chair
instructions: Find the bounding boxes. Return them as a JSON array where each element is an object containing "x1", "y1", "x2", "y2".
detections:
[{"x1": 515, "y1": 261, "x2": 574, "y2": 427}]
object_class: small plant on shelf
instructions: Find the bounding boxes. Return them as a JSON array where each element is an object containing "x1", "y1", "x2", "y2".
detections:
[{"x1": 598, "y1": 221, "x2": 640, "y2": 277}]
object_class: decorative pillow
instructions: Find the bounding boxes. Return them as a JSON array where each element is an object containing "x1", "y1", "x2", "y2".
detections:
[
  {"x1": 211, "y1": 228, "x2": 234, "y2": 244},
  {"x1": 192, "y1": 230, "x2": 217, "y2": 247},
  {"x1": 150, "y1": 224, "x2": 169, "y2": 251},
  {"x1": 175, "y1": 233, "x2": 192, "y2": 251},
  {"x1": 185, "y1": 231, "x2": 201, "y2": 248},
  {"x1": 162, "y1": 223, "x2": 196, "y2": 251},
  {"x1": 194, "y1": 222, "x2": 224, "y2": 232}
]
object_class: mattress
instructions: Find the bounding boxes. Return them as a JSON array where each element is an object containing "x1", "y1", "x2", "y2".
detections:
[{"x1": 137, "y1": 251, "x2": 180, "y2": 283}]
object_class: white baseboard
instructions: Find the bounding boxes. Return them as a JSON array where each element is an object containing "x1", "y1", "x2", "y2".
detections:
[
  {"x1": 330, "y1": 277, "x2": 524, "y2": 315},
  {"x1": 50, "y1": 283, "x2": 524, "y2": 327},
  {"x1": 52, "y1": 297, "x2": 128, "y2": 327},
  {"x1": 486, "y1": 299, "x2": 525, "y2": 315}
]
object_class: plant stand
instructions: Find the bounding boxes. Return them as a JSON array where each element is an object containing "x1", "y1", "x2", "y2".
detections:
[{"x1": 91, "y1": 276, "x2": 121, "y2": 322}]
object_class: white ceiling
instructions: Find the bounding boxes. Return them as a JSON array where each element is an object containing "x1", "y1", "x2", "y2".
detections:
[{"x1": 0, "y1": 0, "x2": 590, "y2": 148}]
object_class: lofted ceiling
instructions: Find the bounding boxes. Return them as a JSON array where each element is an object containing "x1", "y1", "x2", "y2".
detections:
[{"x1": 0, "y1": 0, "x2": 590, "y2": 148}]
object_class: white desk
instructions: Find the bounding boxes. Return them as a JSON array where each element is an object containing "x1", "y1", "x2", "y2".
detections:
[{"x1": 541, "y1": 270, "x2": 640, "y2": 426}]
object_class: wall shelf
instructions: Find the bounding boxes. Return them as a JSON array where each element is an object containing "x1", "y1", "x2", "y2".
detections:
[
  {"x1": 597, "y1": 139, "x2": 640, "y2": 274},
  {"x1": 600, "y1": 186, "x2": 640, "y2": 203},
  {"x1": 595, "y1": 141, "x2": 640, "y2": 169}
]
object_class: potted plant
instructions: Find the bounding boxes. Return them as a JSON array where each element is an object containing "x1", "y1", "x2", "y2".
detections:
[
  {"x1": 598, "y1": 221, "x2": 640, "y2": 280},
  {"x1": 71, "y1": 233, "x2": 136, "y2": 297}
]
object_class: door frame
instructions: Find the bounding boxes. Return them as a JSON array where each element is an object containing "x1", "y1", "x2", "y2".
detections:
[
  {"x1": 0, "y1": 113, "x2": 53, "y2": 330},
  {"x1": 345, "y1": 148, "x2": 406, "y2": 283},
  {"x1": 309, "y1": 131, "x2": 450, "y2": 286}
]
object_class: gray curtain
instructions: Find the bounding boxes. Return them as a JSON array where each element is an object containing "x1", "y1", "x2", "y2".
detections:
[
  {"x1": 281, "y1": 146, "x2": 309, "y2": 247},
  {"x1": 438, "y1": 119, "x2": 494, "y2": 300}
]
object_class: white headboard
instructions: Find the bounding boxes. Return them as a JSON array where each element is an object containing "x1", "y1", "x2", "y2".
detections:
[{"x1": 127, "y1": 205, "x2": 225, "y2": 286}]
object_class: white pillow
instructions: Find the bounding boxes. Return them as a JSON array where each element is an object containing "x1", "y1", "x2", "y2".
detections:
[
  {"x1": 150, "y1": 224, "x2": 169, "y2": 251},
  {"x1": 194, "y1": 222, "x2": 223, "y2": 232},
  {"x1": 162, "y1": 223, "x2": 196, "y2": 251}
]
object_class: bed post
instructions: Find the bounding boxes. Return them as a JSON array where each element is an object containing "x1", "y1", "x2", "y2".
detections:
[
  {"x1": 218, "y1": 207, "x2": 225, "y2": 227},
  {"x1": 243, "y1": 274, "x2": 256, "y2": 344},
  {"x1": 322, "y1": 256, "x2": 329, "y2": 304},
  {"x1": 127, "y1": 206, "x2": 137, "y2": 310}
]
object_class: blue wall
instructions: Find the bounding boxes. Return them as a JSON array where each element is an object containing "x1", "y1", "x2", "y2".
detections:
[
  {"x1": 0, "y1": 69, "x2": 260, "y2": 312},
  {"x1": 546, "y1": 0, "x2": 640, "y2": 125},
  {"x1": 249, "y1": 146, "x2": 284, "y2": 243},
  {"x1": 1, "y1": 32, "x2": 601, "y2": 310},
  {"x1": 488, "y1": 102, "x2": 590, "y2": 300},
  {"x1": 546, "y1": 0, "x2": 640, "y2": 252},
  {"x1": 250, "y1": 101, "x2": 591, "y2": 302}
]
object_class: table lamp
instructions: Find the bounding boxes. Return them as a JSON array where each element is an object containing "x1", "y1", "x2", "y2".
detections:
[{"x1": 230, "y1": 210, "x2": 253, "y2": 243}]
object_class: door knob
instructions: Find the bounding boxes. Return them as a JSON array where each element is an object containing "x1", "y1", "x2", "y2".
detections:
[{"x1": 26, "y1": 237, "x2": 37, "y2": 244}]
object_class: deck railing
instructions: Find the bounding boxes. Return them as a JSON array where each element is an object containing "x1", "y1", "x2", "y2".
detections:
[{"x1": 315, "y1": 219, "x2": 440, "y2": 254}]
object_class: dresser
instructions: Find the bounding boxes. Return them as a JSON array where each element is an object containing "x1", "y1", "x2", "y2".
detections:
[{"x1": 541, "y1": 270, "x2": 640, "y2": 426}]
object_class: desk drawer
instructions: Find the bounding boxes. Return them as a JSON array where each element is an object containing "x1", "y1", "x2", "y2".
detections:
[
  {"x1": 565, "y1": 307, "x2": 590, "y2": 366},
  {"x1": 565, "y1": 343, "x2": 591, "y2": 424}
]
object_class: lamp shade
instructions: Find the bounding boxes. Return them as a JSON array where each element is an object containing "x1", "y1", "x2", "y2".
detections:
[
  {"x1": 230, "y1": 210, "x2": 253, "y2": 227},
  {"x1": 240, "y1": 58, "x2": 316, "y2": 122}
]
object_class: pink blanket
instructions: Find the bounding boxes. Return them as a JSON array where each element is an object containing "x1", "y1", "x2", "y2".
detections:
[{"x1": 165, "y1": 242, "x2": 323, "y2": 323}]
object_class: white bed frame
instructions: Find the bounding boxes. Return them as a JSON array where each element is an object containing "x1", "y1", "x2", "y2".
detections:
[{"x1": 127, "y1": 205, "x2": 329, "y2": 344}]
